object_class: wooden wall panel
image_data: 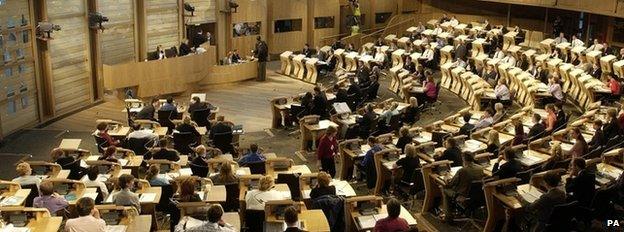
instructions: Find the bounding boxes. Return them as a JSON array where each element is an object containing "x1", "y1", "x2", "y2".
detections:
[
  {"x1": 99, "y1": 0, "x2": 137, "y2": 65},
  {"x1": 269, "y1": 0, "x2": 308, "y2": 54},
  {"x1": 47, "y1": 0, "x2": 93, "y2": 115},
  {"x1": 146, "y1": 0, "x2": 180, "y2": 52},
  {"x1": 231, "y1": 0, "x2": 267, "y2": 58},
  {"x1": 481, "y1": 0, "x2": 622, "y2": 17},
  {"x1": 310, "y1": 0, "x2": 340, "y2": 47},
  {"x1": 0, "y1": 0, "x2": 39, "y2": 136},
  {"x1": 185, "y1": 0, "x2": 217, "y2": 24},
  {"x1": 373, "y1": 0, "x2": 398, "y2": 28}
]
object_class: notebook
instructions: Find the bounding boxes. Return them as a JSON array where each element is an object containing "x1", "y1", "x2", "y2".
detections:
[
  {"x1": 105, "y1": 225, "x2": 127, "y2": 232},
  {"x1": 139, "y1": 193, "x2": 157, "y2": 203}
]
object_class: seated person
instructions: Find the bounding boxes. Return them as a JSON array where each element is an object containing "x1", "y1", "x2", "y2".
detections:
[
  {"x1": 95, "y1": 122, "x2": 120, "y2": 146},
  {"x1": 83, "y1": 166, "x2": 110, "y2": 200},
  {"x1": 374, "y1": 198, "x2": 410, "y2": 231},
  {"x1": 402, "y1": 97, "x2": 420, "y2": 125},
  {"x1": 64, "y1": 197, "x2": 106, "y2": 232},
  {"x1": 528, "y1": 113, "x2": 546, "y2": 138},
  {"x1": 302, "y1": 43, "x2": 312, "y2": 57},
  {"x1": 604, "y1": 109, "x2": 623, "y2": 139},
  {"x1": 441, "y1": 153, "x2": 485, "y2": 221},
  {"x1": 493, "y1": 103, "x2": 506, "y2": 123},
  {"x1": 210, "y1": 163, "x2": 239, "y2": 185},
  {"x1": 238, "y1": 144, "x2": 266, "y2": 166},
  {"x1": 514, "y1": 172, "x2": 565, "y2": 232},
  {"x1": 136, "y1": 98, "x2": 158, "y2": 120},
  {"x1": 50, "y1": 148, "x2": 84, "y2": 180},
  {"x1": 459, "y1": 113, "x2": 475, "y2": 136},
  {"x1": 544, "y1": 104, "x2": 558, "y2": 132},
  {"x1": 175, "y1": 116, "x2": 201, "y2": 137},
  {"x1": 419, "y1": 45, "x2": 435, "y2": 68},
  {"x1": 209, "y1": 116, "x2": 236, "y2": 155},
  {"x1": 548, "y1": 76, "x2": 564, "y2": 104},
  {"x1": 567, "y1": 128, "x2": 587, "y2": 158},
  {"x1": 474, "y1": 108, "x2": 495, "y2": 130},
  {"x1": 230, "y1": 49, "x2": 242, "y2": 63},
  {"x1": 494, "y1": 79, "x2": 511, "y2": 106},
  {"x1": 333, "y1": 84, "x2": 348, "y2": 104},
  {"x1": 423, "y1": 75, "x2": 437, "y2": 103},
  {"x1": 309, "y1": 172, "x2": 336, "y2": 200},
  {"x1": 284, "y1": 206, "x2": 304, "y2": 232},
  {"x1": 160, "y1": 97, "x2": 178, "y2": 115},
  {"x1": 175, "y1": 204, "x2": 235, "y2": 232},
  {"x1": 492, "y1": 148, "x2": 521, "y2": 179},
  {"x1": 112, "y1": 174, "x2": 141, "y2": 213},
  {"x1": 511, "y1": 120, "x2": 526, "y2": 146},
  {"x1": 434, "y1": 137, "x2": 463, "y2": 166},
  {"x1": 486, "y1": 130, "x2": 501, "y2": 155},
  {"x1": 361, "y1": 136, "x2": 383, "y2": 189},
  {"x1": 356, "y1": 104, "x2": 376, "y2": 138},
  {"x1": 565, "y1": 158, "x2": 595, "y2": 207},
  {"x1": 245, "y1": 175, "x2": 282, "y2": 210},
  {"x1": 606, "y1": 74, "x2": 621, "y2": 97},
  {"x1": 379, "y1": 102, "x2": 400, "y2": 128},
  {"x1": 151, "y1": 138, "x2": 180, "y2": 161},
  {"x1": 33, "y1": 180, "x2": 69, "y2": 215},
  {"x1": 394, "y1": 144, "x2": 421, "y2": 184},
  {"x1": 588, "y1": 119, "x2": 606, "y2": 150},
  {"x1": 190, "y1": 145, "x2": 210, "y2": 177},
  {"x1": 99, "y1": 146, "x2": 119, "y2": 163},
  {"x1": 12, "y1": 162, "x2": 41, "y2": 188},
  {"x1": 145, "y1": 164, "x2": 170, "y2": 186},
  {"x1": 187, "y1": 96, "x2": 211, "y2": 114},
  {"x1": 127, "y1": 123, "x2": 158, "y2": 143},
  {"x1": 395, "y1": 127, "x2": 413, "y2": 153}
]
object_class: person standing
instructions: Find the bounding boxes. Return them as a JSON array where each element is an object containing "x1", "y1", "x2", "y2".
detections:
[
  {"x1": 317, "y1": 126, "x2": 339, "y2": 177},
  {"x1": 254, "y1": 36, "x2": 268, "y2": 81}
]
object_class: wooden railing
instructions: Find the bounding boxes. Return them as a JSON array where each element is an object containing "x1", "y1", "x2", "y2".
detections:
[{"x1": 318, "y1": 14, "x2": 418, "y2": 49}]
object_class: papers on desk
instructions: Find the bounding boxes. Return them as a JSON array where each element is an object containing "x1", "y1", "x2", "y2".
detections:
[
  {"x1": 83, "y1": 192, "x2": 99, "y2": 201},
  {"x1": 59, "y1": 139, "x2": 81, "y2": 150},
  {"x1": 463, "y1": 140, "x2": 484, "y2": 153},
  {"x1": 105, "y1": 225, "x2": 127, "y2": 232},
  {"x1": 518, "y1": 185, "x2": 543, "y2": 203},
  {"x1": 118, "y1": 159, "x2": 129, "y2": 166},
  {"x1": 333, "y1": 102, "x2": 351, "y2": 115},
  {"x1": 0, "y1": 196, "x2": 24, "y2": 206},
  {"x1": 179, "y1": 168, "x2": 193, "y2": 176},
  {"x1": 517, "y1": 151, "x2": 544, "y2": 166},
  {"x1": 318, "y1": 120, "x2": 332, "y2": 129},
  {"x1": 357, "y1": 214, "x2": 388, "y2": 229},
  {"x1": 0, "y1": 225, "x2": 30, "y2": 232},
  {"x1": 139, "y1": 193, "x2": 157, "y2": 203}
]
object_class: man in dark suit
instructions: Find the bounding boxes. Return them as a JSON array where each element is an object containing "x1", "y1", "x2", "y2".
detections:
[
  {"x1": 565, "y1": 158, "x2": 596, "y2": 207},
  {"x1": 284, "y1": 206, "x2": 304, "y2": 232},
  {"x1": 178, "y1": 39, "x2": 192, "y2": 56},
  {"x1": 588, "y1": 119, "x2": 606, "y2": 149},
  {"x1": 137, "y1": 98, "x2": 158, "y2": 121},
  {"x1": 209, "y1": 116, "x2": 235, "y2": 154},
  {"x1": 458, "y1": 113, "x2": 475, "y2": 136},
  {"x1": 455, "y1": 40, "x2": 468, "y2": 61},
  {"x1": 254, "y1": 36, "x2": 269, "y2": 81},
  {"x1": 230, "y1": 49, "x2": 242, "y2": 63},
  {"x1": 187, "y1": 96, "x2": 210, "y2": 113},
  {"x1": 554, "y1": 104, "x2": 566, "y2": 129},
  {"x1": 434, "y1": 137, "x2": 463, "y2": 166},
  {"x1": 590, "y1": 64, "x2": 602, "y2": 79},
  {"x1": 517, "y1": 171, "x2": 566, "y2": 232},
  {"x1": 175, "y1": 116, "x2": 201, "y2": 138},
  {"x1": 356, "y1": 60, "x2": 371, "y2": 87},
  {"x1": 347, "y1": 77, "x2": 362, "y2": 110},
  {"x1": 441, "y1": 153, "x2": 484, "y2": 221},
  {"x1": 193, "y1": 30, "x2": 208, "y2": 48},
  {"x1": 151, "y1": 138, "x2": 180, "y2": 161},
  {"x1": 302, "y1": 43, "x2": 312, "y2": 58},
  {"x1": 333, "y1": 84, "x2": 348, "y2": 104},
  {"x1": 312, "y1": 87, "x2": 328, "y2": 118},
  {"x1": 356, "y1": 104, "x2": 375, "y2": 138},
  {"x1": 492, "y1": 148, "x2": 521, "y2": 179},
  {"x1": 528, "y1": 113, "x2": 545, "y2": 138},
  {"x1": 604, "y1": 109, "x2": 622, "y2": 139}
]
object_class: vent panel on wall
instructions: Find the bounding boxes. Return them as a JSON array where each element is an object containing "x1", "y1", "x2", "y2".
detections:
[
  {"x1": 99, "y1": 0, "x2": 137, "y2": 65},
  {"x1": 47, "y1": 0, "x2": 93, "y2": 115},
  {"x1": 146, "y1": 0, "x2": 180, "y2": 52},
  {"x1": 0, "y1": 0, "x2": 39, "y2": 135}
]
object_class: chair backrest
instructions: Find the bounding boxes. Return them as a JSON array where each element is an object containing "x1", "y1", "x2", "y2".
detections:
[
  {"x1": 244, "y1": 209, "x2": 265, "y2": 231},
  {"x1": 191, "y1": 109, "x2": 211, "y2": 127},
  {"x1": 246, "y1": 161, "x2": 266, "y2": 175},
  {"x1": 276, "y1": 173, "x2": 301, "y2": 200},
  {"x1": 189, "y1": 161, "x2": 209, "y2": 178},
  {"x1": 545, "y1": 201, "x2": 578, "y2": 231},
  {"x1": 224, "y1": 183, "x2": 240, "y2": 212},
  {"x1": 516, "y1": 168, "x2": 534, "y2": 184},
  {"x1": 124, "y1": 137, "x2": 153, "y2": 159},
  {"x1": 466, "y1": 180, "x2": 485, "y2": 209},
  {"x1": 93, "y1": 135, "x2": 109, "y2": 154},
  {"x1": 22, "y1": 184, "x2": 39, "y2": 207}
]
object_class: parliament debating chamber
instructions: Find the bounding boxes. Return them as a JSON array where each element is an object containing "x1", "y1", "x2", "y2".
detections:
[{"x1": 2, "y1": 0, "x2": 624, "y2": 231}]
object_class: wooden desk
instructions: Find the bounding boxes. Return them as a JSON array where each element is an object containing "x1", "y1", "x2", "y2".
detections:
[
  {"x1": 270, "y1": 165, "x2": 312, "y2": 177},
  {"x1": 300, "y1": 119, "x2": 339, "y2": 151},
  {"x1": 222, "y1": 212, "x2": 241, "y2": 231},
  {"x1": 27, "y1": 216, "x2": 63, "y2": 232},
  {"x1": 108, "y1": 126, "x2": 131, "y2": 138},
  {"x1": 124, "y1": 215, "x2": 152, "y2": 232},
  {"x1": 421, "y1": 161, "x2": 456, "y2": 214},
  {"x1": 154, "y1": 127, "x2": 169, "y2": 137},
  {"x1": 135, "y1": 187, "x2": 162, "y2": 214},
  {"x1": 59, "y1": 139, "x2": 82, "y2": 150},
  {"x1": 301, "y1": 179, "x2": 357, "y2": 199},
  {"x1": 299, "y1": 209, "x2": 331, "y2": 232},
  {"x1": 199, "y1": 185, "x2": 226, "y2": 203},
  {"x1": 0, "y1": 189, "x2": 31, "y2": 206},
  {"x1": 339, "y1": 139, "x2": 365, "y2": 180}
]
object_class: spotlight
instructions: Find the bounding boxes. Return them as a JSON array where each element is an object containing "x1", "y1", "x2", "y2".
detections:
[
  {"x1": 184, "y1": 3, "x2": 195, "y2": 16},
  {"x1": 89, "y1": 12, "x2": 109, "y2": 31},
  {"x1": 37, "y1": 22, "x2": 61, "y2": 39}
]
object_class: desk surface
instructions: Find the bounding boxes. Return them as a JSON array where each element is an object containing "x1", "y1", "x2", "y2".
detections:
[
  {"x1": 299, "y1": 210, "x2": 331, "y2": 231},
  {"x1": 223, "y1": 212, "x2": 241, "y2": 231},
  {"x1": 200, "y1": 185, "x2": 226, "y2": 203},
  {"x1": 0, "y1": 189, "x2": 31, "y2": 206},
  {"x1": 27, "y1": 216, "x2": 63, "y2": 232},
  {"x1": 125, "y1": 215, "x2": 152, "y2": 232},
  {"x1": 352, "y1": 205, "x2": 417, "y2": 231},
  {"x1": 302, "y1": 180, "x2": 357, "y2": 199},
  {"x1": 59, "y1": 139, "x2": 82, "y2": 150}
]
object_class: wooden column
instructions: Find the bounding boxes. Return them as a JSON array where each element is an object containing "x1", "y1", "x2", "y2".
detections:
[
  {"x1": 137, "y1": 0, "x2": 147, "y2": 61},
  {"x1": 88, "y1": 0, "x2": 103, "y2": 101},
  {"x1": 34, "y1": 0, "x2": 55, "y2": 118}
]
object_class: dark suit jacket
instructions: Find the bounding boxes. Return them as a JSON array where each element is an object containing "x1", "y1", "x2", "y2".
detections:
[
  {"x1": 312, "y1": 94, "x2": 328, "y2": 117},
  {"x1": 528, "y1": 123, "x2": 545, "y2": 138},
  {"x1": 459, "y1": 123, "x2": 475, "y2": 136},
  {"x1": 357, "y1": 112, "x2": 376, "y2": 133},
  {"x1": 175, "y1": 123, "x2": 200, "y2": 137},
  {"x1": 455, "y1": 44, "x2": 467, "y2": 60},
  {"x1": 565, "y1": 170, "x2": 596, "y2": 207},
  {"x1": 179, "y1": 43, "x2": 192, "y2": 56},
  {"x1": 347, "y1": 84, "x2": 362, "y2": 101},
  {"x1": 603, "y1": 120, "x2": 622, "y2": 139},
  {"x1": 187, "y1": 102, "x2": 209, "y2": 113},
  {"x1": 284, "y1": 227, "x2": 304, "y2": 232},
  {"x1": 436, "y1": 146, "x2": 462, "y2": 166},
  {"x1": 152, "y1": 149, "x2": 180, "y2": 161},
  {"x1": 209, "y1": 122, "x2": 233, "y2": 139},
  {"x1": 335, "y1": 89, "x2": 348, "y2": 103},
  {"x1": 492, "y1": 160, "x2": 521, "y2": 179},
  {"x1": 137, "y1": 105, "x2": 155, "y2": 120},
  {"x1": 588, "y1": 128, "x2": 606, "y2": 148},
  {"x1": 449, "y1": 163, "x2": 484, "y2": 196},
  {"x1": 254, "y1": 41, "x2": 268, "y2": 62},
  {"x1": 526, "y1": 188, "x2": 566, "y2": 223}
]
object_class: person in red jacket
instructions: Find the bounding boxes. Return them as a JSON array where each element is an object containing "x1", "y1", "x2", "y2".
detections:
[
  {"x1": 95, "y1": 122, "x2": 119, "y2": 146},
  {"x1": 374, "y1": 198, "x2": 410, "y2": 231},
  {"x1": 317, "y1": 126, "x2": 338, "y2": 177}
]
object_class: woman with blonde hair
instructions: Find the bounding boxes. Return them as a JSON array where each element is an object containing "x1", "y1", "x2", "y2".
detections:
[
  {"x1": 309, "y1": 172, "x2": 336, "y2": 200},
  {"x1": 395, "y1": 126, "x2": 413, "y2": 153},
  {"x1": 245, "y1": 175, "x2": 282, "y2": 210},
  {"x1": 486, "y1": 130, "x2": 500, "y2": 155},
  {"x1": 394, "y1": 144, "x2": 421, "y2": 184},
  {"x1": 541, "y1": 141, "x2": 563, "y2": 171},
  {"x1": 12, "y1": 162, "x2": 41, "y2": 188},
  {"x1": 210, "y1": 162, "x2": 239, "y2": 185}
]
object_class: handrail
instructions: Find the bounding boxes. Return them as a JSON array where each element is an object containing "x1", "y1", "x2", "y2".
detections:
[{"x1": 360, "y1": 15, "x2": 417, "y2": 45}]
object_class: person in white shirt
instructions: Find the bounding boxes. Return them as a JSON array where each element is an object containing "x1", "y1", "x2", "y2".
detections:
[
  {"x1": 501, "y1": 52, "x2": 516, "y2": 66},
  {"x1": 156, "y1": 45, "x2": 166, "y2": 60},
  {"x1": 175, "y1": 204, "x2": 235, "y2": 232},
  {"x1": 83, "y1": 166, "x2": 109, "y2": 200},
  {"x1": 420, "y1": 44, "x2": 434, "y2": 68},
  {"x1": 570, "y1": 35, "x2": 584, "y2": 48},
  {"x1": 474, "y1": 109, "x2": 495, "y2": 130},
  {"x1": 494, "y1": 79, "x2": 511, "y2": 101},
  {"x1": 127, "y1": 124, "x2": 158, "y2": 143},
  {"x1": 586, "y1": 39, "x2": 602, "y2": 52},
  {"x1": 12, "y1": 162, "x2": 41, "y2": 188},
  {"x1": 492, "y1": 47, "x2": 504, "y2": 60},
  {"x1": 373, "y1": 47, "x2": 385, "y2": 66},
  {"x1": 432, "y1": 25, "x2": 443, "y2": 35},
  {"x1": 548, "y1": 76, "x2": 564, "y2": 102},
  {"x1": 553, "y1": 32, "x2": 567, "y2": 45},
  {"x1": 452, "y1": 57, "x2": 467, "y2": 69},
  {"x1": 65, "y1": 197, "x2": 106, "y2": 232},
  {"x1": 449, "y1": 16, "x2": 459, "y2": 27},
  {"x1": 245, "y1": 175, "x2": 283, "y2": 210}
]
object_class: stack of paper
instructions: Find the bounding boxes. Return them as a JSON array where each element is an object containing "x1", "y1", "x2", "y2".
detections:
[
  {"x1": 0, "y1": 196, "x2": 24, "y2": 206},
  {"x1": 105, "y1": 225, "x2": 127, "y2": 232},
  {"x1": 139, "y1": 193, "x2": 157, "y2": 203}
]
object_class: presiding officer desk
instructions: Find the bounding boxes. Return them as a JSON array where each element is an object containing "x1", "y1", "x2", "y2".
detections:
[{"x1": 104, "y1": 44, "x2": 258, "y2": 98}]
